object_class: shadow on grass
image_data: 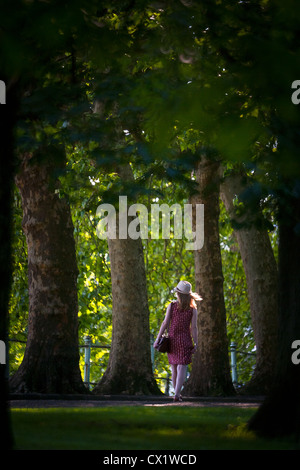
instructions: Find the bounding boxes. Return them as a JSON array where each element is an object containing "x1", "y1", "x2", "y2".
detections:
[{"x1": 11, "y1": 406, "x2": 298, "y2": 450}]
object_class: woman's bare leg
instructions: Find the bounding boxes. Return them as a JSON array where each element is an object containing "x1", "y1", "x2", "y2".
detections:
[
  {"x1": 174, "y1": 364, "x2": 187, "y2": 398},
  {"x1": 170, "y1": 364, "x2": 177, "y2": 392}
]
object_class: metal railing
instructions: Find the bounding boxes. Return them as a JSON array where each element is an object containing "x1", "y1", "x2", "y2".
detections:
[
  {"x1": 80, "y1": 335, "x2": 171, "y2": 392},
  {"x1": 80, "y1": 335, "x2": 111, "y2": 388},
  {"x1": 81, "y1": 338, "x2": 255, "y2": 391},
  {"x1": 230, "y1": 341, "x2": 256, "y2": 388},
  {"x1": 7, "y1": 337, "x2": 255, "y2": 391}
]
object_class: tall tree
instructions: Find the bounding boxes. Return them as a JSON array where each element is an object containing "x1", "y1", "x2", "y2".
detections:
[
  {"x1": 0, "y1": 80, "x2": 20, "y2": 449},
  {"x1": 194, "y1": 0, "x2": 300, "y2": 436},
  {"x1": 184, "y1": 156, "x2": 234, "y2": 396},
  {"x1": 3, "y1": 0, "x2": 102, "y2": 395},
  {"x1": 10, "y1": 149, "x2": 86, "y2": 393},
  {"x1": 220, "y1": 170, "x2": 278, "y2": 394},
  {"x1": 93, "y1": 163, "x2": 161, "y2": 395},
  {"x1": 143, "y1": 1, "x2": 300, "y2": 434},
  {"x1": 248, "y1": 188, "x2": 300, "y2": 437}
]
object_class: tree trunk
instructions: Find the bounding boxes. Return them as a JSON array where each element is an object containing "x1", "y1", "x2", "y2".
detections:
[
  {"x1": 0, "y1": 82, "x2": 19, "y2": 449},
  {"x1": 10, "y1": 149, "x2": 86, "y2": 394},
  {"x1": 184, "y1": 157, "x2": 234, "y2": 396},
  {"x1": 220, "y1": 172, "x2": 278, "y2": 394},
  {"x1": 248, "y1": 193, "x2": 300, "y2": 438},
  {"x1": 93, "y1": 164, "x2": 161, "y2": 395}
]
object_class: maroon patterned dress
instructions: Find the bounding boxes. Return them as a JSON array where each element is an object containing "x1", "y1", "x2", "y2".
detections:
[{"x1": 167, "y1": 301, "x2": 194, "y2": 365}]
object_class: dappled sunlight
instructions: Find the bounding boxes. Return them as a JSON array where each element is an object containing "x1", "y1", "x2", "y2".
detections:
[
  {"x1": 4, "y1": 0, "x2": 300, "y2": 447},
  {"x1": 223, "y1": 422, "x2": 256, "y2": 442}
]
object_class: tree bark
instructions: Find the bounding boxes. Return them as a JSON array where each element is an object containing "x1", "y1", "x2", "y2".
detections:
[
  {"x1": 0, "y1": 82, "x2": 19, "y2": 449},
  {"x1": 220, "y1": 172, "x2": 278, "y2": 394},
  {"x1": 10, "y1": 149, "x2": 86, "y2": 394},
  {"x1": 93, "y1": 164, "x2": 161, "y2": 395},
  {"x1": 184, "y1": 157, "x2": 234, "y2": 396},
  {"x1": 248, "y1": 193, "x2": 300, "y2": 438}
]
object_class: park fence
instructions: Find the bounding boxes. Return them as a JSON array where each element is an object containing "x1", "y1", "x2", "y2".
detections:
[
  {"x1": 80, "y1": 337, "x2": 256, "y2": 391},
  {"x1": 7, "y1": 337, "x2": 256, "y2": 392}
]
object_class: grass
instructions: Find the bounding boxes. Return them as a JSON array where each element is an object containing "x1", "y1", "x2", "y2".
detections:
[{"x1": 11, "y1": 405, "x2": 298, "y2": 450}]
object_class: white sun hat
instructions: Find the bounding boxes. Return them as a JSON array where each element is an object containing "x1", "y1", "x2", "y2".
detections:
[{"x1": 175, "y1": 280, "x2": 192, "y2": 295}]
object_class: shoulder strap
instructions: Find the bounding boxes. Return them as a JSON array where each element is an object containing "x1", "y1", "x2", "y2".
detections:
[{"x1": 166, "y1": 301, "x2": 175, "y2": 333}]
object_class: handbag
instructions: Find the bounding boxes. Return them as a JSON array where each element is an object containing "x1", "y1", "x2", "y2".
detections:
[{"x1": 155, "y1": 334, "x2": 170, "y2": 353}]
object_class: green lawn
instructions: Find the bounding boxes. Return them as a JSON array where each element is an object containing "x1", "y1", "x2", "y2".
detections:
[{"x1": 11, "y1": 406, "x2": 298, "y2": 450}]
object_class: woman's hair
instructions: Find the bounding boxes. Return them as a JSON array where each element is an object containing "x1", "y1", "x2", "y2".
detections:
[{"x1": 177, "y1": 291, "x2": 202, "y2": 310}]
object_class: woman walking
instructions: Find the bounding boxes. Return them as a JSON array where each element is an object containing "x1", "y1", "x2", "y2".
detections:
[{"x1": 154, "y1": 281, "x2": 202, "y2": 402}]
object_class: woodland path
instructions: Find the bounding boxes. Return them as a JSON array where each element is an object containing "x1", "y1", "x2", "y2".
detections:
[{"x1": 9, "y1": 394, "x2": 264, "y2": 408}]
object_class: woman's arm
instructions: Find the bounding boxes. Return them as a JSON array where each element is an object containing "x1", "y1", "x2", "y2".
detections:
[
  {"x1": 191, "y1": 308, "x2": 198, "y2": 352},
  {"x1": 153, "y1": 303, "x2": 172, "y2": 348}
]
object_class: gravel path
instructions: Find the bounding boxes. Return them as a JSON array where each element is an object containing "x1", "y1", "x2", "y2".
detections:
[{"x1": 9, "y1": 394, "x2": 264, "y2": 408}]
